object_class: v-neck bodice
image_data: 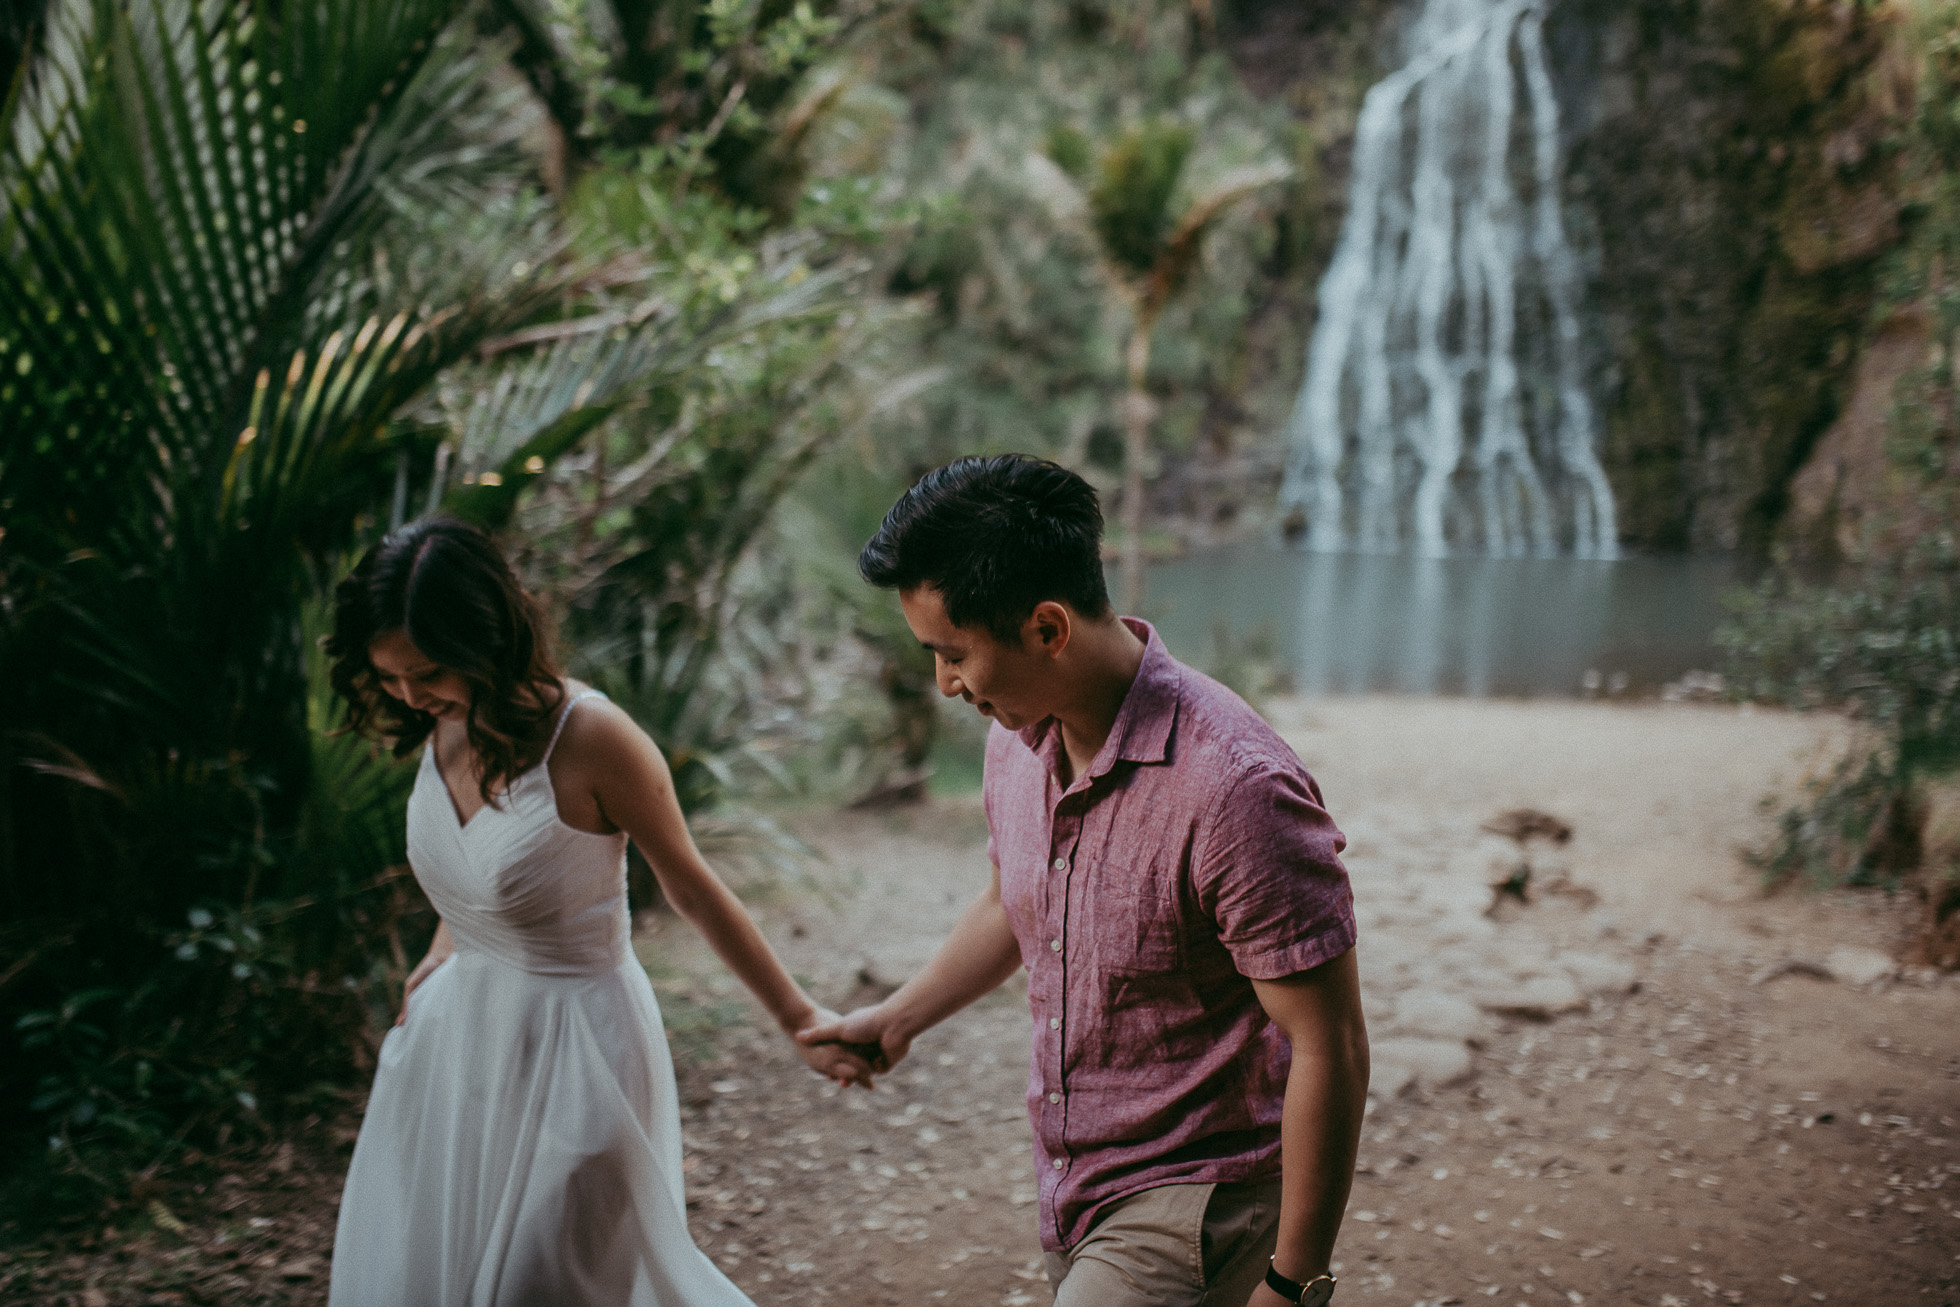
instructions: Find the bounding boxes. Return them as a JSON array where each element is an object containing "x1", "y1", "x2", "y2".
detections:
[{"x1": 405, "y1": 692, "x2": 631, "y2": 977}]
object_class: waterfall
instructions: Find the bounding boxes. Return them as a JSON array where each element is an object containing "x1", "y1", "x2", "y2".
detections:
[{"x1": 1277, "y1": 0, "x2": 1618, "y2": 559}]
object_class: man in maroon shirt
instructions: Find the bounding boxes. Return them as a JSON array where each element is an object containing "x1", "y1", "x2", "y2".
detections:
[{"x1": 801, "y1": 455, "x2": 1368, "y2": 1306}]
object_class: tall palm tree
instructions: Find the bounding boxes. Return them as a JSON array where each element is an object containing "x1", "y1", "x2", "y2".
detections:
[{"x1": 1034, "y1": 119, "x2": 1287, "y2": 612}]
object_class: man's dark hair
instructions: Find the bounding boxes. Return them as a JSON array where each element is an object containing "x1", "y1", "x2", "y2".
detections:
[{"x1": 860, "y1": 454, "x2": 1113, "y2": 642}]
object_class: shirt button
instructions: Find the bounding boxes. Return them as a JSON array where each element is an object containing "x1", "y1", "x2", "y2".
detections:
[
  {"x1": 1052, "y1": 857, "x2": 1067, "y2": 871},
  {"x1": 1052, "y1": 1157, "x2": 1065, "y2": 1170},
  {"x1": 1048, "y1": 1091, "x2": 1061, "y2": 1103},
  {"x1": 1048, "y1": 1017, "x2": 1060, "y2": 1029},
  {"x1": 1050, "y1": 938, "x2": 1062, "y2": 952}
]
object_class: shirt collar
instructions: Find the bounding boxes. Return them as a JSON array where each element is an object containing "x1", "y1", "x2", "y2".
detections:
[{"x1": 1019, "y1": 617, "x2": 1179, "y2": 783}]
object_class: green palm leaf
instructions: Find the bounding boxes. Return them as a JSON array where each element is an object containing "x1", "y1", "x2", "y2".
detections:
[
  {"x1": 0, "y1": 0, "x2": 576, "y2": 898},
  {"x1": 436, "y1": 259, "x2": 857, "y2": 527},
  {"x1": 1087, "y1": 118, "x2": 1194, "y2": 278},
  {"x1": 0, "y1": 0, "x2": 466, "y2": 561}
]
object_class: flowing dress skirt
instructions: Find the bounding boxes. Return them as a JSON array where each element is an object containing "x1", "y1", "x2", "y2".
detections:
[{"x1": 328, "y1": 951, "x2": 752, "y2": 1306}]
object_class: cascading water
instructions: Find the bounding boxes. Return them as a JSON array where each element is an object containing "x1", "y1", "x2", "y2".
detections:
[{"x1": 1277, "y1": 0, "x2": 1618, "y2": 559}]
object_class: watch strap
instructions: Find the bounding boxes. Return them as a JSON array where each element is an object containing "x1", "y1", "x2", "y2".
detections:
[{"x1": 1264, "y1": 1259, "x2": 1336, "y2": 1305}]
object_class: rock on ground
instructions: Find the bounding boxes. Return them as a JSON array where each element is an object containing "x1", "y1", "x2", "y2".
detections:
[{"x1": 1824, "y1": 945, "x2": 1897, "y2": 988}]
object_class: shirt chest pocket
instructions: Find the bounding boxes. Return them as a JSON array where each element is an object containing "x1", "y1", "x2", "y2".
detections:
[{"x1": 1082, "y1": 859, "x2": 1182, "y2": 973}]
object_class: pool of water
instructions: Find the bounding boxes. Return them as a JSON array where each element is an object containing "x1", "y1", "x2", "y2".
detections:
[{"x1": 1141, "y1": 546, "x2": 1745, "y2": 698}]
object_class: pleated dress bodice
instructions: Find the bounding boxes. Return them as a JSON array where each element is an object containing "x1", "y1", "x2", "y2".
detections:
[{"x1": 406, "y1": 690, "x2": 631, "y2": 978}]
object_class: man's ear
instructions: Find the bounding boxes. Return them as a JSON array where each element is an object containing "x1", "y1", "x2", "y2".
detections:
[{"x1": 1026, "y1": 601, "x2": 1072, "y2": 656}]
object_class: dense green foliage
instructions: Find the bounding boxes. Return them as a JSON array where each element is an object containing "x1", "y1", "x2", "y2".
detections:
[
  {"x1": 0, "y1": 0, "x2": 875, "y2": 1208},
  {"x1": 1722, "y1": 542, "x2": 1960, "y2": 886},
  {"x1": 3, "y1": 1, "x2": 1307, "y2": 1197},
  {"x1": 1727, "y1": 549, "x2": 1960, "y2": 774},
  {"x1": 1, "y1": 0, "x2": 544, "y2": 1164},
  {"x1": 854, "y1": 1, "x2": 1308, "y2": 493},
  {"x1": 1084, "y1": 120, "x2": 1197, "y2": 278}
]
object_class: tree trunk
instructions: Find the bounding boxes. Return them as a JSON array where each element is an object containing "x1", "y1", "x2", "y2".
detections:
[{"x1": 1120, "y1": 318, "x2": 1156, "y2": 614}]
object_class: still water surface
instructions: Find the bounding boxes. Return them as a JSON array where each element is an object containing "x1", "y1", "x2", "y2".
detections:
[{"x1": 1143, "y1": 546, "x2": 1742, "y2": 698}]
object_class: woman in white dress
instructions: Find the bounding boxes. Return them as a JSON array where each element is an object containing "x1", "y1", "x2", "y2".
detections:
[{"x1": 323, "y1": 518, "x2": 871, "y2": 1306}]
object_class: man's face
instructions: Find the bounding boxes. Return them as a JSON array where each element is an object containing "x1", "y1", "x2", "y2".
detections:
[{"x1": 899, "y1": 587, "x2": 1056, "y2": 731}]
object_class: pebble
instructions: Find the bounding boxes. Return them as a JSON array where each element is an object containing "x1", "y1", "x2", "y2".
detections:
[
  {"x1": 1558, "y1": 952, "x2": 1638, "y2": 997},
  {"x1": 1475, "y1": 973, "x2": 1587, "y2": 1019},
  {"x1": 1350, "y1": 818, "x2": 1655, "y2": 1092},
  {"x1": 1372, "y1": 1037, "x2": 1475, "y2": 1095},
  {"x1": 1823, "y1": 947, "x2": 1896, "y2": 988},
  {"x1": 1388, "y1": 992, "x2": 1490, "y2": 1044}
]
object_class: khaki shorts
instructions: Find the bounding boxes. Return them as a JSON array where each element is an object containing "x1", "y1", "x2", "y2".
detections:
[{"x1": 1044, "y1": 1179, "x2": 1284, "y2": 1307}]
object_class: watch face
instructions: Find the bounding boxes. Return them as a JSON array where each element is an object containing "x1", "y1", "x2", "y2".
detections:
[{"x1": 1305, "y1": 1279, "x2": 1336, "y2": 1307}]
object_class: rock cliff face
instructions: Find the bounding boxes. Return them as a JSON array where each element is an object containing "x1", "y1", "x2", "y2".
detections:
[
  {"x1": 1570, "y1": 0, "x2": 1915, "y2": 553},
  {"x1": 1782, "y1": 303, "x2": 1935, "y2": 559},
  {"x1": 1224, "y1": 0, "x2": 1937, "y2": 555}
]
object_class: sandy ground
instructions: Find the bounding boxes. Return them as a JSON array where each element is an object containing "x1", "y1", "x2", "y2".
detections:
[
  {"x1": 4, "y1": 696, "x2": 1957, "y2": 1306},
  {"x1": 658, "y1": 697, "x2": 1960, "y2": 1307}
]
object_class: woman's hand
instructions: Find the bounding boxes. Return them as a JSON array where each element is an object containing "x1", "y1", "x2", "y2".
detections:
[
  {"x1": 791, "y1": 1007, "x2": 880, "y2": 1089},
  {"x1": 397, "y1": 923, "x2": 455, "y2": 1027}
]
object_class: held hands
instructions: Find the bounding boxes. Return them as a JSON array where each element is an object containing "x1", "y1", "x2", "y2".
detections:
[
  {"x1": 790, "y1": 1007, "x2": 883, "y2": 1089},
  {"x1": 794, "y1": 1003, "x2": 911, "y2": 1087}
]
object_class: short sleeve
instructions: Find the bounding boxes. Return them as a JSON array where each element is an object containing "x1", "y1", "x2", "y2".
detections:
[{"x1": 1195, "y1": 761, "x2": 1356, "y2": 980}]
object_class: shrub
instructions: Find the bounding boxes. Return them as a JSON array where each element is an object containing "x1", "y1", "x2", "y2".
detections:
[{"x1": 1720, "y1": 542, "x2": 1960, "y2": 888}]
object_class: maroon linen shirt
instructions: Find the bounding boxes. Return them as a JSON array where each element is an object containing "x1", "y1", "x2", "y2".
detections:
[{"x1": 983, "y1": 620, "x2": 1356, "y2": 1252}]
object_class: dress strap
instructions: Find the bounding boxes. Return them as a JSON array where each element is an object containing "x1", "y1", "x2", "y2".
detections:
[{"x1": 542, "y1": 689, "x2": 606, "y2": 764}]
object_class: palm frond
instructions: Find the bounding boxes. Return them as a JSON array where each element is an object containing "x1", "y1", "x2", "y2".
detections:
[
  {"x1": 0, "y1": 0, "x2": 598, "y2": 911},
  {"x1": 1142, "y1": 159, "x2": 1289, "y2": 315},
  {"x1": 434, "y1": 256, "x2": 860, "y2": 527},
  {"x1": 0, "y1": 0, "x2": 466, "y2": 560},
  {"x1": 1021, "y1": 149, "x2": 1089, "y2": 227},
  {"x1": 1087, "y1": 118, "x2": 1194, "y2": 278}
]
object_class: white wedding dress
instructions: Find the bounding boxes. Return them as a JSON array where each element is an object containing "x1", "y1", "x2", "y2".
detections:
[{"x1": 329, "y1": 691, "x2": 752, "y2": 1306}]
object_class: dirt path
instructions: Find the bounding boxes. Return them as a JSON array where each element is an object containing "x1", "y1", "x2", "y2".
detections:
[
  {"x1": 669, "y1": 697, "x2": 1959, "y2": 1307},
  {"x1": 6, "y1": 697, "x2": 1958, "y2": 1306}
]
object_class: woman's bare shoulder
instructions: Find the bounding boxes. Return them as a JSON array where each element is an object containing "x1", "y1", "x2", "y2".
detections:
[{"x1": 553, "y1": 684, "x2": 659, "y2": 768}]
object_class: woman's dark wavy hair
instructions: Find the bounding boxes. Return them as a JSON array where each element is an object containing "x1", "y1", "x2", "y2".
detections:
[
  {"x1": 859, "y1": 454, "x2": 1112, "y2": 642},
  {"x1": 327, "y1": 518, "x2": 563, "y2": 804}
]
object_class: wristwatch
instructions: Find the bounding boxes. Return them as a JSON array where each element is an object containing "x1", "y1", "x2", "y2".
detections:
[{"x1": 1264, "y1": 1259, "x2": 1336, "y2": 1306}]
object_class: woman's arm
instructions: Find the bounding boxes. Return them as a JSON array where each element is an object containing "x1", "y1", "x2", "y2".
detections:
[
  {"x1": 398, "y1": 918, "x2": 455, "y2": 1026},
  {"x1": 561, "y1": 701, "x2": 873, "y2": 1086}
]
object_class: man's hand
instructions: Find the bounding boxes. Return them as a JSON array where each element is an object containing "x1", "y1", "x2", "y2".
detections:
[{"x1": 796, "y1": 1002, "x2": 913, "y2": 1080}]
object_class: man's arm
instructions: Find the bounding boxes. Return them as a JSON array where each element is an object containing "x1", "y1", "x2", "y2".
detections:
[
  {"x1": 797, "y1": 862, "x2": 1024, "y2": 1073},
  {"x1": 1247, "y1": 948, "x2": 1369, "y2": 1304}
]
